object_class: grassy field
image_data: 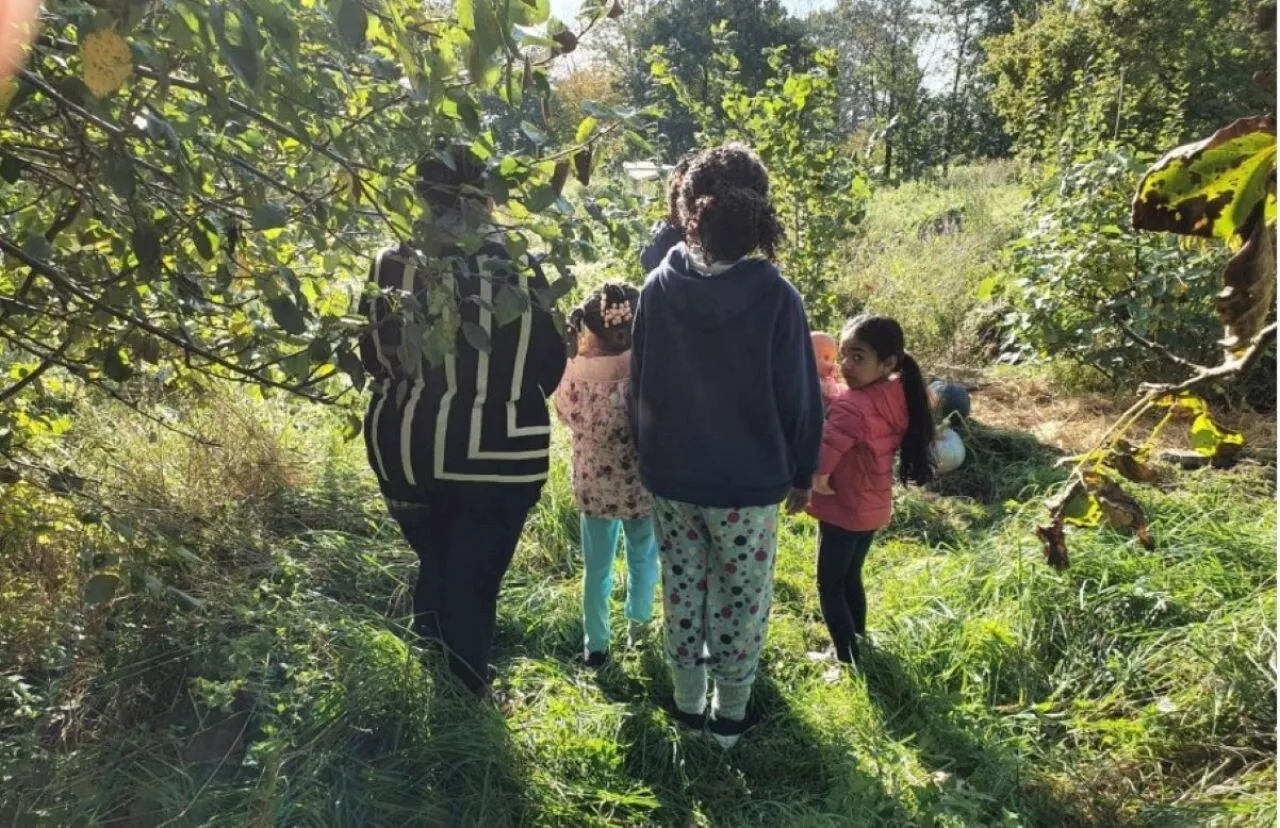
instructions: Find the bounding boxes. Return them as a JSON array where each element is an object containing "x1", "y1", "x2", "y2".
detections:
[
  {"x1": 1, "y1": 163, "x2": 1274, "y2": 826},
  {"x1": 0, "y1": 385, "x2": 1273, "y2": 827}
]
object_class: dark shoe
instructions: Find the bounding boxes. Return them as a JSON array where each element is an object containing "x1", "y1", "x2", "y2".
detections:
[
  {"x1": 579, "y1": 650, "x2": 609, "y2": 668},
  {"x1": 708, "y1": 711, "x2": 755, "y2": 749},
  {"x1": 665, "y1": 700, "x2": 707, "y2": 731}
]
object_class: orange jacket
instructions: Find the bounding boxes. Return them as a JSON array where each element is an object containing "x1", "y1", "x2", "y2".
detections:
[{"x1": 807, "y1": 377, "x2": 908, "y2": 532}]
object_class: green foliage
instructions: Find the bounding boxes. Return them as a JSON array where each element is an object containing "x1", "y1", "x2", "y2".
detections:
[
  {"x1": 611, "y1": 0, "x2": 811, "y2": 157},
  {"x1": 989, "y1": 147, "x2": 1228, "y2": 383},
  {"x1": 652, "y1": 30, "x2": 872, "y2": 329},
  {"x1": 985, "y1": 0, "x2": 1275, "y2": 162},
  {"x1": 0, "y1": 0, "x2": 645, "y2": 462},
  {"x1": 1132, "y1": 115, "x2": 1277, "y2": 358}
]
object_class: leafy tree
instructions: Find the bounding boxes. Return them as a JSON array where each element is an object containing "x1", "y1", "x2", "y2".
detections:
[
  {"x1": 989, "y1": 147, "x2": 1229, "y2": 384},
  {"x1": 927, "y1": 0, "x2": 1040, "y2": 166},
  {"x1": 0, "y1": 0, "x2": 642, "y2": 467},
  {"x1": 806, "y1": 0, "x2": 935, "y2": 180},
  {"x1": 651, "y1": 28, "x2": 872, "y2": 327},
  {"x1": 613, "y1": 0, "x2": 812, "y2": 157},
  {"x1": 984, "y1": 0, "x2": 1275, "y2": 161}
]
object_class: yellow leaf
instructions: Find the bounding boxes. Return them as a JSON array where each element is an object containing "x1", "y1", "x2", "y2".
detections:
[{"x1": 80, "y1": 29, "x2": 133, "y2": 99}]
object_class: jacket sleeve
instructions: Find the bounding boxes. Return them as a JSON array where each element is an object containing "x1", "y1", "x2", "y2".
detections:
[
  {"x1": 527, "y1": 257, "x2": 569, "y2": 398},
  {"x1": 772, "y1": 287, "x2": 825, "y2": 491},
  {"x1": 816, "y1": 397, "x2": 865, "y2": 476}
]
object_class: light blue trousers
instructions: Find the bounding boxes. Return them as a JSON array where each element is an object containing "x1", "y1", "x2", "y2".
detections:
[{"x1": 581, "y1": 514, "x2": 659, "y2": 654}]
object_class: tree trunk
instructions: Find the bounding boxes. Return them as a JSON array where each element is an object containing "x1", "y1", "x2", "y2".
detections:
[{"x1": 942, "y1": 6, "x2": 973, "y2": 176}]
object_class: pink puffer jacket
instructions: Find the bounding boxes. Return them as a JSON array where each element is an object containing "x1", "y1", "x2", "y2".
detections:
[{"x1": 807, "y1": 377, "x2": 908, "y2": 532}]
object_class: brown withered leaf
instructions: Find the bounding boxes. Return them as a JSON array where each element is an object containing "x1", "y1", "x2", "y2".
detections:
[
  {"x1": 1217, "y1": 211, "x2": 1276, "y2": 355},
  {"x1": 1094, "y1": 480, "x2": 1156, "y2": 550},
  {"x1": 573, "y1": 148, "x2": 592, "y2": 186},
  {"x1": 1036, "y1": 519, "x2": 1070, "y2": 571},
  {"x1": 550, "y1": 160, "x2": 570, "y2": 196}
]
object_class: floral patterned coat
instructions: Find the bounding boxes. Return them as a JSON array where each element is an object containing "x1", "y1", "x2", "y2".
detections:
[{"x1": 553, "y1": 351, "x2": 650, "y2": 520}]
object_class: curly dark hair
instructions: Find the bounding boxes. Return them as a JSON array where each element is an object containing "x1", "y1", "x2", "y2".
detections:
[
  {"x1": 678, "y1": 143, "x2": 783, "y2": 262},
  {"x1": 567, "y1": 282, "x2": 640, "y2": 357},
  {"x1": 666, "y1": 153, "x2": 696, "y2": 228},
  {"x1": 415, "y1": 141, "x2": 487, "y2": 209}
]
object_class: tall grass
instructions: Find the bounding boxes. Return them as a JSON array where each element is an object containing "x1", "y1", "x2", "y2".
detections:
[
  {"x1": 1, "y1": 380, "x2": 1273, "y2": 826},
  {"x1": 827, "y1": 160, "x2": 1027, "y2": 364}
]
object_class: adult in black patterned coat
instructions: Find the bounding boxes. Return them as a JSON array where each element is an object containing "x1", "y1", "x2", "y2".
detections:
[{"x1": 358, "y1": 145, "x2": 567, "y2": 696}]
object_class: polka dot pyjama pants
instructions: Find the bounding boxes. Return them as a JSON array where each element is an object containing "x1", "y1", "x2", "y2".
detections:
[{"x1": 652, "y1": 497, "x2": 780, "y2": 685}]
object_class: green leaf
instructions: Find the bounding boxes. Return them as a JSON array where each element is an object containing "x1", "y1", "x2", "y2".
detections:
[
  {"x1": 461, "y1": 320, "x2": 491, "y2": 352},
  {"x1": 132, "y1": 222, "x2": 161, "y2": 272},
  {"x1": 252, "y1": 203, "x2": 289, "y2": 231},
  {"x1": 337, "y1": 349, "x2": 365, "y2": 390},
  {"x1": 505, "y1": 0, "x2": 550, "y2": 26},
  {"x1": 0, "y1": 154, "x2": 24, "y2": 184},
  {"x1": 282, "y1": 349, "x2": 310, "y2": 382},
  {"x1": 85, "y1": 572, "x2": 119, "y2": 606},
  {"x1": 22, "y1": 232, "x2": 54, "y2": 262},
  {"x1": 103, "y1": 152, "x2": 136, "y2": 199},
  {"x1": 337, "y1": 0, "x2": 368, "y2": 50},
  {"x1": 191, "y1": 222, "x2": 216, "y2": 260},
  {"x1": 1132, "y1": 116, "x2": 1277, "y2": 241},
  {"x1": 524, "y1": 184, "x2": 555, "y2": 212},
  {"x1": 574, "y1": 116, "x2": 598, "y2": 144},
  {"x1": 521, "y1": 121, "x2": 548, "y2": 145},
  {"x1": 102, "y1": 347, "x2": 133, "y2": 382},
  {"x1": 1190, "y1": 412, "x2": 1245, "y2": 458},
  {"x1": 493, "y1": 283, "x2": 529, "y2": 326},
  {"x1": 267, "y1": 296, "x2": 307, "y2": 335}
]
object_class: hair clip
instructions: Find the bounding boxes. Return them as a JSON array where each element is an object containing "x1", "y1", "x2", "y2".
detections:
[{"x1": 600, "y1": 298, "x2": 633, "y2": 328}]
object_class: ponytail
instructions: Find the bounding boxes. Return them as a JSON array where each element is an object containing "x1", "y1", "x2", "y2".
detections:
[{"x1": 896, "y1": 353, "x2": 935, "y2": 486}]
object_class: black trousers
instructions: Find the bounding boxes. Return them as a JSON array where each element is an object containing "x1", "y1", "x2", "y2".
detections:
[
  {"x1": 389, "y1": 480, "x2": 542, "y2": 693},
  {"x1": 816, "y1": 522, "x2": 876, "y2": 663}
]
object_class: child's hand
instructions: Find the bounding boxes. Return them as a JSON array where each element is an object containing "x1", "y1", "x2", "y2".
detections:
[
  {"x1": 812, "y1": 474, "x2": 835, "y2": 496},
  {"x1": 784, "y1": 487, "x2": 811, "y2": 515}
]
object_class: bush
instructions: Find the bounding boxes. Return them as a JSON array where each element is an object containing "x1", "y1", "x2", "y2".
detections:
[{"x1": 987, "y1": 147, "x2": 1228, "y2": 385}]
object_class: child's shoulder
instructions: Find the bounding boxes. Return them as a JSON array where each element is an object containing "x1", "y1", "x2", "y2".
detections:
[{"x1": 568, "y1": 352, "x2": 630, "y2": 382}]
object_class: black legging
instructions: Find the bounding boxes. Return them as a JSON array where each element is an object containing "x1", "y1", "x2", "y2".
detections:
[{"x1": 816, "y1": 522, "x2": 876, "y2": 663}]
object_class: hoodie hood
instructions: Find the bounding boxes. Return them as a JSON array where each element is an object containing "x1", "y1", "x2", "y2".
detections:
[{"x1": 653, "y1": 242, "x2": 779, "y2": 330}]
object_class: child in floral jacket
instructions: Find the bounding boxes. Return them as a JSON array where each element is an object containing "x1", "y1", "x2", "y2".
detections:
[{"x1": 553, "y1": 283, "x2": 657, "y2": 666}]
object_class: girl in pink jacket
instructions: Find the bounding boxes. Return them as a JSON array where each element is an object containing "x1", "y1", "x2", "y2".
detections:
[
  {"x1": 554, "y1": 283, "x2": 658, "y2": 667},
  {"x1": 807, "y1": 315, "x2": 935, "y2": 669}
]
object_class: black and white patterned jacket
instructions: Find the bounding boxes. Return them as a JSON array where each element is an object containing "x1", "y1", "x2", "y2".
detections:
[{"x1": 359, "y1": 240, "x2": 567, "y2": 499}]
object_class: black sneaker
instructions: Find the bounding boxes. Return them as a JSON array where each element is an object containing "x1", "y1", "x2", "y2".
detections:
[
  {"x1": 665, "y1": 700, "x2": 707, "y2": 731},
  {"x1": 579, "y1": 650, "x2": 609, "y2": 668},
  {"x1": 708, "y1": 712, "x2": 754, "y2": 749}
]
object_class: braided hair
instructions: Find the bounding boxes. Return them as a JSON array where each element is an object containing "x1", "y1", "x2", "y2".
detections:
[
  {"x1": 567, "y1": 282, "x2": 640, "y2": 357},
  {"x1": 678, "y1": 143, "x2": 784, "y2": 262}
]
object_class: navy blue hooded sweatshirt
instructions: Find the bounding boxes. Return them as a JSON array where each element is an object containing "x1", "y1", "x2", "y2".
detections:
[{"x1": 630, "y1": 244, "x2": 824, "y2": 508}]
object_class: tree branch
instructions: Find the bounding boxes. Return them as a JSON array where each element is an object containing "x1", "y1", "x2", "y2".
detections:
[
  {"x1": 1140, "y1": 322, "x2": 1278, "y2": 395},
  {"x1": 0, "y1": 236, "x2": 331, "y2": 402},
  {"x1": 1115, "y1": 318, "x2": 1207, "y2": 372}
]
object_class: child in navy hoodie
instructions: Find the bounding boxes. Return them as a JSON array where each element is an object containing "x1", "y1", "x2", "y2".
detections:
[{"x1": 630, "y1": 144, "x2": 824, "y2": 748}]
